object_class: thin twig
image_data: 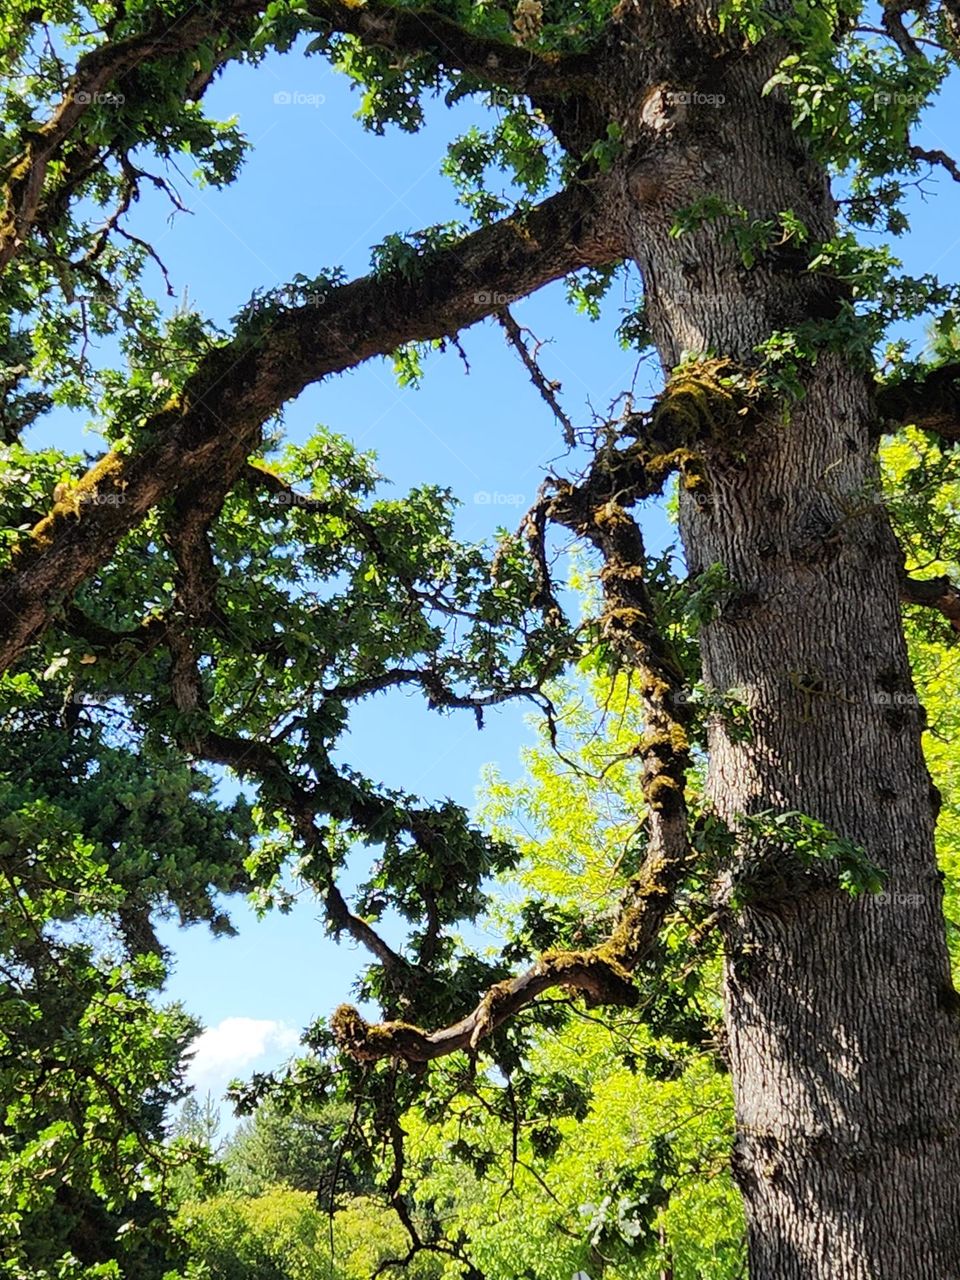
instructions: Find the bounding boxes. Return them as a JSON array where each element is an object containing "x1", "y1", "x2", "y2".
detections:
[{"x1": 499, "y1": 308, "x2": 577, "y2": 448}]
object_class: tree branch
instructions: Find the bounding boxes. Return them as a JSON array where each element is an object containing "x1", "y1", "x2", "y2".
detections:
[
  {"x1": 875, "y1": 362, "x2": 960, "y2": 442},
  {"x1": 899, "y1": 569, "x2": 960, "y2": 634},
  {"x1": 330, "y1": 949, "x2": 640, "y2": 1063},
  {"x1": 1, "y1": 0, "x2": 602, "y2": 277},
  {"x1": 330, "y1": 409, "x2": 702, "y2": 1066},
  {"x1": 498, "y1": 308, "x2": 577, "y2": 448},
  {"x1": 910, "y1": 145, "x2": 960, "y2": 183},
  {"x1": 0, "y1": 182, "x2": 618, "y2": 674},
  {"x1": 545, "y1": 479, "x2": 693, "y2": 925},
  {"x1": 304, "y1": 0, "x2": 597, "y2": 99},
  {"x1": 0, "y1": 1, "x2": 266, "y2": 275},
  {"x1": 880, "y1": 0, "x2": 926, "y2": 58}
]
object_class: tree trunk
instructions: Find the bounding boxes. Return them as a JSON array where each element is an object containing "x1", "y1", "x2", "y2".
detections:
[{"x1": 624, "y1": 50, "x2": 960, "y2": 1279}]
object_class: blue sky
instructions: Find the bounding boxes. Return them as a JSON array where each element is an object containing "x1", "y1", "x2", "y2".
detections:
[
  {"x1": 28, "y1": 31, "x2": 960, "y2": 1112},
  {"x1": 109, "y1": 43, "x2": 653, "y2": 1107}
]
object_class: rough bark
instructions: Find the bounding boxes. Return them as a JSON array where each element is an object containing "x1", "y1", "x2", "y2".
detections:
[{"x1": 622, "y1": 36, "x2": 960, "y2": 1280}]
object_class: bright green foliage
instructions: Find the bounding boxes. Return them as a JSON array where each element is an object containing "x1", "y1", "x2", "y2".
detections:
[
  {"x1": 442, "y1": 113, "x2": 557, "y2": 222},
  {"x1": 222, "y1": 666, "x2": 741, "y2": 1276},
  {"x1": 405, "y1": 1037, "x2": 740, "y2": 1280},
  {"x1": 181, "y1": 1189, "x2": 444, "y2": 1280},
  {"x1": 911, "y1": 625, "x2": 960, "y2": 975},
  {"x1": 363, "y1": 670, "x2": 743, "y2": 1278},
  {"x1": 182, "y1": 1188, "x2": 336, "y2": 1280},
  {"x1": 882, "y1": 425, "x2": 960, "y2": 974}
]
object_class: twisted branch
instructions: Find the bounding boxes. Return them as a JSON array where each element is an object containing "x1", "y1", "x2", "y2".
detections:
[{"x1": 330, "y1": 378, "x2": 721, "y2": 1064}]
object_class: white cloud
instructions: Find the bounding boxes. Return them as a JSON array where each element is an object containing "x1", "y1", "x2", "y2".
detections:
[{"x1": 185, "y1": 1016, "x2": 300, "y2": 1092}]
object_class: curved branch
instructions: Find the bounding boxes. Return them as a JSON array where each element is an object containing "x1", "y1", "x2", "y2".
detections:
[
  {"x1": 546, "y1": 479, "x2": 693, "y2": 917},
  {"x1": 195, "y1": 726, "x2": 418, "y2": 982},
  {"x1": 62, "y1": 605, "x2": 167, "y2": 653},
  {"x1": 0, "y1": 182, "x2": 619, "y2": 674},
  {"x1": 331, "y1": 408, "x2": 702, "y2": 1067},
  {"x1": 910, "y1": 145, "x2": 960, "y2": 183},
  {"x1": 880, "y1": 0, "x2": 926, "y2": 58},
  {"x1": 304, "y1": 0, "x2": 597, "y2": 99},
  {"x1": 331, "y1": 949, "x2": 640, "y2": 1063},
  {"x1": 899, "y1": 569, "x2": 960, "y2": 634},
  {"x1": 875, "y1": 362, "x2": 960, "y2": 443},
  {"x1": 2, "y1": 0, "x2": 601, "y2": 277}
]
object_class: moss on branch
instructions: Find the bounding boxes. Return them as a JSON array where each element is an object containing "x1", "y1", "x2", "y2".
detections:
[{"x1": 331, "y1": 948, "x2": 640, "y2": 1065}]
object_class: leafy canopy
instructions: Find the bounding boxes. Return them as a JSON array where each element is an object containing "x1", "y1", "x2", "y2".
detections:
[{"x1": 4, "y1": 0, "x2": 960, "y2": 1274}]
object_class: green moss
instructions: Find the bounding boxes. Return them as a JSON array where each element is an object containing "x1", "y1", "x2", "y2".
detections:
[
  {"x1": 79, "y1": 451, "x2": 126, "y2": 491},
  {"x1": 539, "y1": 948, "x2": 638, "y2": 1006},
  {"x1": 27, "y1": 452, "x2": 129, "y2": 551},
  {"x1": 641, "y1": 724, "x2": 689, "y2": 758},
  {"x1": 678, "y1": 452, "x2": 711, "y2": 491},
  {"x1": 651, "y1": 358, "x2": 740, "y2": 439},
  {"x1": 642, "y1": 359, "x2": 766, "y2": 480},
  {"x1": 601, "y1": 857, "x2": 676, "y2": 962},
  {"x1": 646, "y1": 774, "x2": 684, "y2": 813},
  {"x1": 331, "y1": 1003, "x2": 432, "y2": 1062},
  {"x1": 605, "y1": 605, "x2": 651, "y2": 631},
  {"x1": 330, "y1": 1003, "x2": 367, "y2": 1042},
  {"x1": 640, "y1": 674, "x2": 673, "y2": 702}
]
